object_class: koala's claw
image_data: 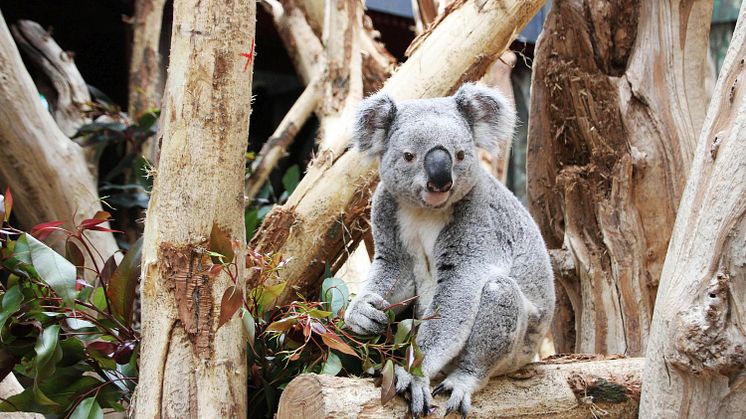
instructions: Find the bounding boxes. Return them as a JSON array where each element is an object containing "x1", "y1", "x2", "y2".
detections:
[
  {"x1": 343, "y1": 293, "x2": 390, "y2": 335},
  {"x1": 433, "y1": 379, "x2": 471, "y2": 418},
  {"x1": 395, "y1": 366, "x2": 432, "y2": 418}
]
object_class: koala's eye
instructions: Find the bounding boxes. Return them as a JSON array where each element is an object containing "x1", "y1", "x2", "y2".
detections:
[
  {"x1": 403, "y1": 152, "x2": 415, "y2": 162},
  {"x1": 456, "y1": 150, "x2": 465, "y2": 161}
]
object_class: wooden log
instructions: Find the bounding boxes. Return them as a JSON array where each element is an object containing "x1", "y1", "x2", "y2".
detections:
[
  {"x1": 249, "y1": 0, "x2": 546, "y2": 303},
  {"x1": 640, "y1": 2, "x2": 746, "y2": 416},
  {"x1": 0, "y1": 10, "x2": 118, "y2": 262},
  {"x1": 277, "y1": 357, "x2": 643, "y2": 418},
  {"x1": 526, "y1": 0, "x2": 713, "y2": 355}
]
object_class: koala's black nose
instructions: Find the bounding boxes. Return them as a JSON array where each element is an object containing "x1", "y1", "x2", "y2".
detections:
[{"x1": 424, "y1": 146, "x2": 453, "y2": 192}]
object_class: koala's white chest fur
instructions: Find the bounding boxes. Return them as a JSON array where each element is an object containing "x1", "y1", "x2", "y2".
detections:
[{"x1": 396, "y1": 204, "x2": 453, "y2": 316}]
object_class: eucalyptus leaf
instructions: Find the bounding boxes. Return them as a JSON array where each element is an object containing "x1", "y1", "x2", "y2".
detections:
[
  {"x1": 320, "y1": 352, "x2": 342, "y2": 376},
  {"x1": 320, "y1": 277, "x2": 349, "y2": 317}
]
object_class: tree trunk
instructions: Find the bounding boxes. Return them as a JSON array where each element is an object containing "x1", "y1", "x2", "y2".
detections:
[
  {"x1": 249, "y1": 0, "x2": 546, "y2": 304},
  {"x1": 527, "y1": 0, "x2": 712, "y2": 355},
  {"x1": 277, "y1": 357, "x2": 643, "y2": 419},
  {"x1": 10, "y1": 20, "x2": 91, "y2": 138},
  {"x1": 640, "y1": 3, "x2": 746, "y2": 416},
  {"x1": 0, "y1": 10, "x2": 118, "y2": 262},
  {"x1": 134, "y1": 0, "x2": 255, "y2": 416},
  {"x1": 128, "y1": 0, "x2": 167, "y2": 164}
]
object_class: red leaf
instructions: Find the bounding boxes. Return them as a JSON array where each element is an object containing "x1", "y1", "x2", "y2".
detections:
[
  {"x1": 100, "y1": 254, "x2": 118, "y2": 286},
  {"x1": 3, "y1": 187, "x2": 12, "y2": 222},
  {"x1": 209, "y1": 224, "x2": 235, "y2": 264},
  {"x1": 31, "y1": 221, "x2": 65, "y2": 240},
  {"x1": 320, "y1": 333, "x2": 359, "y2": 357},
  {"x1": 114, "y1": 341, "x2": 135, "y2": 364},
  {"x1": 218, "y1": 286, "x2": 243, "y2": 328},
  {"x1": 87, "y1": 341, "x2": 117, "y2": 357}
]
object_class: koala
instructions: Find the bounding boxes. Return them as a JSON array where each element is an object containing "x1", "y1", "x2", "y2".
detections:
[{"x1": 343, "y1": 84, "x2": 555, "y2": 418}]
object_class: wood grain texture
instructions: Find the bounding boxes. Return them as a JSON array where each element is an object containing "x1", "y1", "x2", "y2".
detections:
[
  {"x1": 277, "y1": 357, "x2": 643, "y2": 419},
  {"x1": 640, "y1": 2, "x2": 746, "y2": 416},
  {"x1": 527, "y1": 0, "x2": 713, "y2": 356}
]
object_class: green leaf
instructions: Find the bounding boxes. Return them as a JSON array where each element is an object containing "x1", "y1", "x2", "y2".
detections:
[
  {"x1": 281, "y1": 165, "x2": 300, "y2": 195},
  {"x1": 245, "y1": 208, "x2": 259, "y2": 241},
  {"x1": 240, "y1": 308, "x2": 255, "y2": 351},
  {"x1": 320, "y1": 351, "x2": 342, "y2": 376},
  {"x1": 254, "y1": 282, "x2": 286, "y2": 308},
  {"x1": 136, "y1": 108, "x2": 160, "y2": 130},
  {"x1": 380, "y1": 359, "x2": 396, "y2": 406},
  {"x1": 108, "y1": 237, "x2": 142, "y2": 325},
  {"x1": 0, "y1": 286, "x2": 23, "y2": 331},
  {"x1": 92, "y1": 287, "x2": 108, "y2": 312},
  {"x1": 394, "y1": 319, "x2": 416, "y2": 345},
  {"x1": 320, "y1": 277, "x2": 349, "y2": 317},
  {"x1": 14, "y1": 234, "x2": 76, "y2": 306},
  {"x1": 70, "y1": 396, "x2": 103, "y2": 419},
  {"x1": 33, "y1": 325, "x2": 61, "y2": 381},
  {"x1": 209, "y1": 224, "x2": 235, "y2": 264}
]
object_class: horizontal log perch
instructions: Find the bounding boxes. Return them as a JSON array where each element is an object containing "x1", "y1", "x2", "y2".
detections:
[{"x1": 276, "y1": 357, "x2": 643, "y2": 419}]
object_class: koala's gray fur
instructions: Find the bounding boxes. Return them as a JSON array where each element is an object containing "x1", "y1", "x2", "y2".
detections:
[{"x1": 344, "y1": 84, "x2": 555, "y2": 418}]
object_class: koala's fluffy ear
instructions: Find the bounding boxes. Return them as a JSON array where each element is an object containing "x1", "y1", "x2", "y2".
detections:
[
  {"x1": 454, "y1": 83, "x2": 516, "y2": 152},
  {"x1": 352, "y1": 92, "x2": 397, "y2": 158}
]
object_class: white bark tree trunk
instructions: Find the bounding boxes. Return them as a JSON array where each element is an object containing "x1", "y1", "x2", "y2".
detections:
[
  {"x1": 134, "y1": 0, "x2": 255, "y2": 416},
  {"x1": 640, "y1": 3, "x2": 746, "y2": 417}
]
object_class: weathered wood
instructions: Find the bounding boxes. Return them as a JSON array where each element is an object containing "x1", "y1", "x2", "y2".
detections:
[
  {"x1": 249, "y1": 0, "x2": 546, "y2": 304},
  {"x1": 527, "y1": 0, "x2": 713, "y2": 355},
  {"x1": 411, "y1": 0, "x2": 439, "y2": 34},
  {"x1": 277, "y1": 357, "x2": 643, "y2": 418},
  {"x1": 10, "y1": 20, "x2": 91, "y2": 138},
  {"x1": 134, "y1": 0, "x2": 255, "y2": 416},
  {"x1": 245, "y1": 78, "x2": 322, "y2": 203},
  {"x1": 640, "y1": 3, "x2": 746, "y2": 416},
  {"x1": 0, "y1": 11, "x2": 118, "y2": 262},
  {"x1": 317, "y1": 0, "x2": 363, "y2": 150}
]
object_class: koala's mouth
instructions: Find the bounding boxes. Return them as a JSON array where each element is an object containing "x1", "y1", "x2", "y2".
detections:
[{"x1": 422, "y1": 191, "x2": 451, "y2": 207}]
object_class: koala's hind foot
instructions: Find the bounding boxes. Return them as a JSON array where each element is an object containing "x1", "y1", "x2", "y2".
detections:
[
  {"x1": 395, "y1": 365, "x2": 434, "y2": 418},
  {"x1": 432, "y1": 277, "x2": 533, "y2": 418}
]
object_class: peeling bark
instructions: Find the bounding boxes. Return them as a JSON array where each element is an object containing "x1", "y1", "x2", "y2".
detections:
[
  {"x1": 250, "y1": 0, "x2": 545, "y2": 305},
  {"x1": 640, "y1": 3, "x2": 746, "y2": 416},
  {"x1": 134, "y1": 0, "x2": 255, "y2": 416},
  {"x1": 527, "y1": 0, "x2": 713, "y2": 355}
]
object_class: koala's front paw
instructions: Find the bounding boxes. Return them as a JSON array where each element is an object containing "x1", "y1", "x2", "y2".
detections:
[
  {"x1": 395, "y1": 365, "x2": 433, "y2": 419},
  {"x1": 343, "y1": 293, "x2": 390, "y2": 335}
]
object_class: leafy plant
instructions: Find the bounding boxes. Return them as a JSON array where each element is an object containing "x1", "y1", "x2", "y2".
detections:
[
  {"x1": 208, "y1": 226, "x2": 425, "y2": 418},
  {"x1": 0, "y1": 189, "x2": 140, "y2": 417}
]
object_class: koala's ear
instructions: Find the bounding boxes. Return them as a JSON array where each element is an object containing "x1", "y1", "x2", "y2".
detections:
[
  {"x1": 352, "y1": 92, "x2": 397, "y2": 158},
  {"x1": 454, "y1": 83, "x2": 516, "y2": 152}
]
